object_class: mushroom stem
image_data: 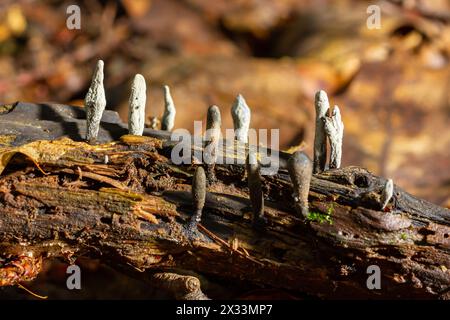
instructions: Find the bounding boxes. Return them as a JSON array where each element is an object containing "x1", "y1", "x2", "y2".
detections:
[
  {"x1": 161, "y1": 85, "x2": 176, "y2": 131},
  {"x1": 128, "y1": 74, "x2": 147, "y2": 136},
  {"x1": 85, "y1": 60, "x2": 106, "y2": 143},
  {"x1": 313, "y1": 90, "x2": 330, "y2": 173},
  {"x1": 323, "y1": 105, "x2": 344, "y2": 169},
  {"x1": 231, "y1": 94, "x2": 251, "y2": 143},
  {"x1": 287, "y1": 151, "x2": 313, "y2": 218}
]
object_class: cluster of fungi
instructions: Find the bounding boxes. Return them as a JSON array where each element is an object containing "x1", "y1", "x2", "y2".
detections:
[{"x1": 84, "y1": 60, "x2": 393, "y2": 233}]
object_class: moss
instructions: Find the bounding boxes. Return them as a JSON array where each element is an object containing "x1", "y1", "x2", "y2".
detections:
[{"x1": 307, "y1": 204, "x2": 334, "y2": 225}]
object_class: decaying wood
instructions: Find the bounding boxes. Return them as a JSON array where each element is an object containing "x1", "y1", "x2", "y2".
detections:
[{"x1": 0, "y1": 102, "x2": 449, "y2": 299}]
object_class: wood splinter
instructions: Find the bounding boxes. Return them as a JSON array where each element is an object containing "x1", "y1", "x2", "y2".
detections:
[
  {"x1": 246, "y1": 150, "x2": 266, "y2": 226},
  {"x1": 128, "y1": 74, "x2": 147, "y2": 136},
  {"x1": 188, "y1": 166, "x2": 207, "y2": 233},
  {"x1": 85, "y1": 60, "x2": 106, "y2": 143},
  {"x1": 287, "y1": 151, "x2": 313, "y2": 218},
  {"x1": 323, "y1": 105, "x2": 344, "y2": 169},
  {"x1": 313, "y1": 90, "x2": 330, "y2": 173}
]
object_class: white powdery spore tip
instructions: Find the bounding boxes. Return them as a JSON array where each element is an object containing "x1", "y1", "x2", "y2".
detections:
[
  {"x1": 128, "y1": 74, "x2": 147, "y2": 136},
  {"x1": 85, "y1": 60, "x2": 106, "y2": 142},
  {"x1": 381, "y1": 178, "x2": 394, "y2": 210},
  {"x1": 161, "y1": 85, "x2": 176, "y2": 131},
  {"x1": 231, "y1": 94, "x2": 251, "y2": 143},
  {"x1": 323, "y1": 105, "x2": 344, "y2": 169},
  {"x1": 313, "y1": 90, "x2": 330, "y2": 173}
]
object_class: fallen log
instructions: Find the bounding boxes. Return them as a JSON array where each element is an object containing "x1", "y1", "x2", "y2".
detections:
[{"x1": 0, "y1": 102, "x2": 448, "y2": 299}]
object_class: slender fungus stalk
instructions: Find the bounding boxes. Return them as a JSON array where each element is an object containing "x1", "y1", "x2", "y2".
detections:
[
  {"x1": 246, "y1": 151, "x2": 265, "y2": 225},
  {"x1": 188, "y1": 166, "x2": 206, "y2": 232},
  {"x1": 313, "y1": 90, "x2": 330, "y2": 173},
  {"x1": 287, "y1": 151, "x2": 313, "y2": 218},
  {"x1": 128, "y1": 74, "x2": 147, "y2": 136},
  {"x1": 204, "y1": 105, "x2": 221, "y2": 182},
  {"x1": 85, "y1": 60, "x2": 106, "y2": 143},
  {"x1": 323, "y1": 105, "x2": 344, "y2": 169},
  {"x1": 161, "y1": 85, "x2": 176, "y2": 131},
  {"x1": 231, "y1": 94, "x2": 251, "y2": 143},
  {"x1": 381, "y1": 179, "x2": 394, "y2": 210}
]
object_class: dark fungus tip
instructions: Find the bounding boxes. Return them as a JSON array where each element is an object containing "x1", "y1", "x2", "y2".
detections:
[
  {"x1": 287, "y1": 151, "x2": 313, "y2": 187},
  {"x1": 206, "y1": 105, "x2": 221, "y2": 129},
  {"x1": 288, "y1": 151, "x2": 312, "y2": 168}
]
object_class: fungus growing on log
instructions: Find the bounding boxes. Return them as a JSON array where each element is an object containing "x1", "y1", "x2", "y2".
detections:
[
  {"x1": 188, "y1": 166, "x2": 207, "y2": 232},
  {"x1": 313, "y1": 90, "x2": 330, "y2": 173},
  {"x1": 246, "y1": 151, "x2": 265, "y2": 225},
  {"x1": 287, "y1": 151, "x2": 313, "y2": 218},
  {"x1": 128, "y1": 74, "x2": 147, "y2": 136},
  {"x1": 85, "y1": 60, "x2": 106, "y2": 143},
  {"x1": 161, "y1": 85, "x2": 176, "y2": 131},
  {"x1": 231, "y1": 94, "x2": 251, "y2": 143},
  {"x1": 204, "y1": 105, "x2": 221, "y2": 182},
  {"x1": 323, "y1": 105, "x2": 344, "y2": 169},
  {"x1": 381, "y1": 178, "x2": 394, "y2": 210}
]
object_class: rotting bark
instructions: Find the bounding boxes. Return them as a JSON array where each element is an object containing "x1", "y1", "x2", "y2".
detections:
[{"x1": 0, "y1": 102, "x2": 449, "y2": 299}]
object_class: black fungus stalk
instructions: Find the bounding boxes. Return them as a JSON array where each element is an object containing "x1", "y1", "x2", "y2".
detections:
[
  {"x1": 380, "y1": 178, "x2": 394, "y2": 210},
  {"x1": 188, "y1": 166, "x2": 207, "y2": 232},
  {"x1": 246, "y1": 151, "x2": 265, "y2": 226},
  {"x1": 287, "y1": 151, "x2": 313, "y2": 218}
]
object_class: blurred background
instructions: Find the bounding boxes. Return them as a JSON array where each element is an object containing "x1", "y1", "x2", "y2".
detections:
[{"x1": 0, "y1": 0, "x2": 449, "y2": 299}]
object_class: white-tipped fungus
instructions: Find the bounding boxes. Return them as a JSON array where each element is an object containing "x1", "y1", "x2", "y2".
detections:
[
  {"x1": 313, "y1": 90, "x2": 330, "y2": 173},
  {"x1": 231, "y1": 94, "x2": 251, "y2": 143},
  {"x1": 381, "y1": 178, "x2": 394, "y2": 210},
  {"x1": 128, "y1": 74, "x2": 147, "y2": 136},
  {"x1": 85, "y1": 60, "x2": 106, "y2": 142},
  {"x1": 323, "y1": 105, "x2": 344, "y2": 169},
  {"x1": 161, "y1": 85, "x2": 176, "y2": 131}
]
